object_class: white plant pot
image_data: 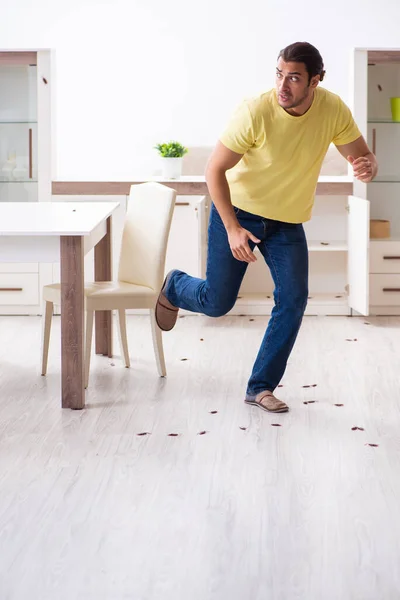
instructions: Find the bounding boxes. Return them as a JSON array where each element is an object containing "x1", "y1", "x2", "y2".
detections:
[{"x1": 161, "y1": 157, "x2": 183, "y2": 179}]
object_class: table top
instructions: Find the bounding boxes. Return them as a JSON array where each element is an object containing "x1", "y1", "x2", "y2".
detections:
[{"x1": 0, "y1": 202, "x2": 119, "y2": 236}]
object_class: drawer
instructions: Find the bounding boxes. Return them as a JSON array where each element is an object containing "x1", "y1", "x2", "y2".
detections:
[
  {"x1": 0, "y1": 274, "x2": 39, "y2": 305},
  {"x1": 370, "y1": 241, "x2": 400, "y2": 274},
  {"x1": 370, "y1": 274, "x2": 400, "y2": 305},
  {"x1": 0, "y1": 263, "x2": 38, "y2": 274}
]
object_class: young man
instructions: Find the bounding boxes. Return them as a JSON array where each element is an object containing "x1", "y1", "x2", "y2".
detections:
[{"x1": 156, "y1": 41, "x2": 378, "y2": 414}]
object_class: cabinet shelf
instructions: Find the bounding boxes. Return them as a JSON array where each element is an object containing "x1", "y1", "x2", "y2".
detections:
[
  {"x1": 370, "y1": 176, "x2": 400, "y2": 183},
  {"x1": 0, "y1": 120, "x2": 37, "y2": 125},
  {"x1": 235, "y1": 292, "x2": 347, "y2": 304},
  {"x1": 371, "y1": 236, "x2": 400, "y2": 242},
  {"x1": 0, "y1": 180, "x2": 38, "y2": 183},
  {"x1": 308, "y1": 241, "x2": 347, "y2": 252},
  {"x1": 255, "y1": 241, "x2": 348, "y2": 253},
  {"x1": 230, "y1": 293, "x2": 349, "y2": 316},
  {"x1": 368, "y1": 119, "x2": 400, "y2": 123}
]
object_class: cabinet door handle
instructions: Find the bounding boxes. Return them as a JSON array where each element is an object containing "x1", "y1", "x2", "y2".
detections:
[
  {"x1": 176, "y1": 202, "x2": 190, "y2": 206},
  {"x1": 383, "y1": 288, "x2": 400, "y2": 292},
  {"x1": 0, "y1": 287, "x2": 23, "y2": 291},
  {"x1": 28, "y1": 128, "x2": 33, "y2": 179},
  {"x1": 372, "y1": 128, "x2": 376, "y2": 154},
  {"x1": 383, "y1": 256, "x2": 400, "y2": 260}
]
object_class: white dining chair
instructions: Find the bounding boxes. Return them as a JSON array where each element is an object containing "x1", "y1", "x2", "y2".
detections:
[{"x1": 41, "y1": 181, "x2": 177, "y2": 387}]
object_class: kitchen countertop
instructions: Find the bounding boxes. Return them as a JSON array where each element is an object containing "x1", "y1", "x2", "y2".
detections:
[{"x1": 52, "y1": 175, "x2": 354, "y2": 196}]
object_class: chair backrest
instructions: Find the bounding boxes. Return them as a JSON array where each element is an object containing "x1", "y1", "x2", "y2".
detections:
[{"x1": 118, "y1": 182, "x2": 176, "y2": 290}]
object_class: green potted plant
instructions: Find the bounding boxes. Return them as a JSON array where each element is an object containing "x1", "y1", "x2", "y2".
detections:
[{"x1": 154, "y1": 141, "x2": 188, "y2": 179}]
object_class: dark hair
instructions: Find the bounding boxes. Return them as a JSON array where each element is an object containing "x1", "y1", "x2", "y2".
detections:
[{"x1": 278, "y1": 42, "x2": 326, "y2": 83}]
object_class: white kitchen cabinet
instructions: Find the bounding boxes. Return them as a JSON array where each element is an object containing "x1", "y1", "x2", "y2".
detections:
[
  {"x1": 51, "y1": 177, "x2": 364, "y2": 317},
  {"x1": 0, "y1": 49, "x2": 53, "y2": 315},
  {"x1": 352, "y1": 47, "x2": 400, "y2": 315},
  {"x1": 228, "y1": 193, "x2": 369, "y2": 316}
]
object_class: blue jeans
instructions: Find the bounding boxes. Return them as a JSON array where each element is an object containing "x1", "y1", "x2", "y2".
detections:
[{"x1": 165, "y1": 203, "x2": 309, "y2": 396}]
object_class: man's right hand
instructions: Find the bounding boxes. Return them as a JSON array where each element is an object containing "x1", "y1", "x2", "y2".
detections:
[
  {"x1": 227, "y1": 226, "x2": 261, "y2": 263},
  {"x1": 205, "y1": 141, "x2": 261, "y2": 263}
]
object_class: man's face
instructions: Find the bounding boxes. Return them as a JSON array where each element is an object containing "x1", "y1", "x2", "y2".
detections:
[{"x1": 275, "y1": 58, "x2": 318, "y2": 110}]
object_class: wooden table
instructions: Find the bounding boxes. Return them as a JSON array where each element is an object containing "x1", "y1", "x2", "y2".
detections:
[{"x1": 0, "y1": 201, "x2": 119, "y2": 409}]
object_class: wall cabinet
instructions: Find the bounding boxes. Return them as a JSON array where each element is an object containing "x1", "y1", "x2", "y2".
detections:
[
  {"x1": 0, "y1": 49, "x2": 52, "y2": 315},
  {"x1": 352, "y1": 47, "x2": 400, "y2": 315}
]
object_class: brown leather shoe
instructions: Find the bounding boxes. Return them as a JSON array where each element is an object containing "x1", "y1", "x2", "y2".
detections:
[
  {"x1": 155, "y1": 271, "x2": 179, "y2": 331},
  {"x1": 244, "y1": 390, "x2": 289, "y2": 413}
]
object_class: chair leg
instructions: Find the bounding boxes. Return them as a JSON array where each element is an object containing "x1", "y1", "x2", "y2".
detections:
[
  {"x1": 117, "y1": 309, "x2": 130, "y2": 368},
  {"x1": 85, "y1": 310, "x2": 94, "y2": 389},
  {"x1": 41, "y1": 301, "x2": 53, "y2": 376},
  {"x1": 150, "y1": 308, "x2": 166, "y2": 377}
]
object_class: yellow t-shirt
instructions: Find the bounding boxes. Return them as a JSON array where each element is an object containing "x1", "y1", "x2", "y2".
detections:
[{"x1": 219, "y1": 87, "x2": 361, "y2": 223}]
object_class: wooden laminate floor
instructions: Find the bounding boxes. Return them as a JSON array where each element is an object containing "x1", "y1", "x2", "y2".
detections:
[{"x1": 0, "y1": 314, "x2": 400, "y2": 600}]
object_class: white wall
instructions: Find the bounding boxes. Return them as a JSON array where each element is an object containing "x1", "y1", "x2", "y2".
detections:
[{"x1": 1, "y1": 0, "x2": 400, "y2": 179}]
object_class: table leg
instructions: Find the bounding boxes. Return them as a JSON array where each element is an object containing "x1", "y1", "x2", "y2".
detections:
[
  {"x1": 60, "y1": 235, "x2": 85, "y2": 409},
  {"x1": 94, "y1": 216, "x2": 113, "y2": 357}
]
